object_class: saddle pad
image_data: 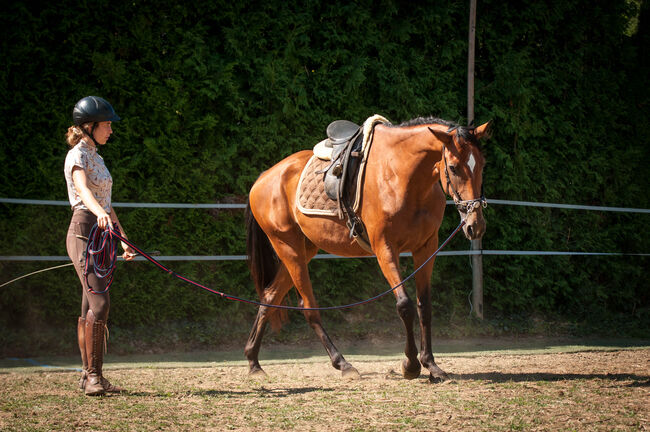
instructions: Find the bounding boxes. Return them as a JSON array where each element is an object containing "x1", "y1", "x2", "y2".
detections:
[{"x1": 296, "y1": 156, "x2": 340, "y2": 216}]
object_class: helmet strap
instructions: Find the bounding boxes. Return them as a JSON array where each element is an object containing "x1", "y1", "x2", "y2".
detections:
[{"x1": 83, "y1": 123, "x2": 100, "y2": 147}]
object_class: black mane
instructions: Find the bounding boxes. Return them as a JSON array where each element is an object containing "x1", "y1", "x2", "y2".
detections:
[{"x1": 391, "y1": 116, "x2": 477, "y2": 145}]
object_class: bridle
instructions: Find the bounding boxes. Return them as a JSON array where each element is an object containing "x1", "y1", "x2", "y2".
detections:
[{"x1": 438, "y1": 126, "x2": 487, "y2": 216}]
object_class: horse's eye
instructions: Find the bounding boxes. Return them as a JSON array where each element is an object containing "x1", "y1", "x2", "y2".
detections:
[{"x1": 449, "y1": 165, "x2": 458, "y2": 175}]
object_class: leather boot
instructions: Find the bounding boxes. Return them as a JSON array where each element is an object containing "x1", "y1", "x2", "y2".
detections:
[
  {"x1": 83, "y1": 311, "x2": 126, "y2": 394},
  {"x1": 99, "y1": 376, "x2": 125, "y2": 393},
  {"x1": 84, "y1": 310, "x2": 105, "y2": 396},
  {"x1": 77, "y1": 317, "x2": 88, "y2": 390}
]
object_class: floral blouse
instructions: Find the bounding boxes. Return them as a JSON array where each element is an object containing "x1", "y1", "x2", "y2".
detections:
[{"x1": 64, "y1": 139, "x2": 113, "y2": 212}]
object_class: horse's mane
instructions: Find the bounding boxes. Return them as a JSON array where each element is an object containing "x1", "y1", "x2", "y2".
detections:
[
  {"x1": 394, "y1": 116, "x2": 459, "y2": 129},
  {"x1": 391, "y1": 116, "x2": 477, "y2": 145}
]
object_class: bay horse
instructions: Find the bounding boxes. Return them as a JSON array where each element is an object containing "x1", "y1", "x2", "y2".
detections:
[{"x1": 245, "y1": 116, "x2": 490, "y2": 381}]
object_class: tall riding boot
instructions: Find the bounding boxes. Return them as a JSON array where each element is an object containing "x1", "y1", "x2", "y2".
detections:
[
  {"x1": 77, "y1": 317, "x2": 88, "y2": 390},
  {"x1": 83, "y1": 310, "x2": 126, "y2": 394},
  {"x1": 84, "y1": 310, "x2": 106, "y2": 396}
]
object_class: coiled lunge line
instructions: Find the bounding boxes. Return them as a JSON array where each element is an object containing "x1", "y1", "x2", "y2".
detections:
[
  {"x1": 84, "y1": 224, "x2": 121, "y2": 294},
  {"x1": 85, "y1": 220, "x2": 466, "y2": 310}
]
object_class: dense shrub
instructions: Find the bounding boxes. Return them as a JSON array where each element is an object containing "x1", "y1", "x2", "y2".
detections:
[{"x1": 1, "y1": 0, "x2": 648, "y2": 352}]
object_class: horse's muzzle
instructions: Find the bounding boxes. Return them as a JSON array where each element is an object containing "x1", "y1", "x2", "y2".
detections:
[{"x1": 461, "y1": 211, "x2": 486, "y2": 240}]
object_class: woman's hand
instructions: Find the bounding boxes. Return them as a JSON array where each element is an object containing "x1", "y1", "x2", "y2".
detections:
[
  {"x1": 122, "y1": 243, "x2": 136, "y2": 261},
  {"x1": 96, "y1": 212, "x2": 113, "y2": 230}
]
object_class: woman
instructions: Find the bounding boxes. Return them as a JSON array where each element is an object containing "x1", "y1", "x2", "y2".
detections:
[{"x1": 64, "y1": 96, "x2": 135, "y2": 396}]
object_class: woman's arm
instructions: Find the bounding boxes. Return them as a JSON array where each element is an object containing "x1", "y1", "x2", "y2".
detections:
[
  {"x1": 72, "y1": 167, "x2": 135, "y2": 261},
  {"x1": 110, "y1": 207, "x2": 136, "y2": 261}
]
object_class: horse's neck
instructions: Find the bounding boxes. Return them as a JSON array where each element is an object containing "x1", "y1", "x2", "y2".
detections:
[
  {"x1": 378, "y1": 125, "x2": 443, "y2": 179},
  {"x1": 370, "y1": 125, "x2": 445, "y2": 204}
]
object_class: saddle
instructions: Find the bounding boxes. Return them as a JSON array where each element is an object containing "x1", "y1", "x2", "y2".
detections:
[
  {"x1": 316, "y1": 120, "x2": 371, "y2": 251},
  {"x1": 318, "y1": 120, "x2": 362, "y2": 199}
]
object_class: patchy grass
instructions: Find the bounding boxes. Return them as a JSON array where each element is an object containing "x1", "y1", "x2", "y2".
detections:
[{"x1": 0, "y1": 342, "x2": 648, "y2": 431}]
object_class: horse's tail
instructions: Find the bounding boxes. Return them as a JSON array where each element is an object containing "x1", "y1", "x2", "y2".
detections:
[{"x1": 245, "y1": 199, "x2": 288, "y2": 330}]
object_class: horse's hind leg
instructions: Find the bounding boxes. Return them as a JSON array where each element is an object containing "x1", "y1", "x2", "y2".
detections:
[
  {"x1": 301, "y1": 303, "x2": 360, "y2": 379},
  {"x1": 244, "y1": 266, "x2": 293, "y2": 377},
  {"x1": 413, "y1": 239, "x2": 448, "y2": 382},
  {"x1": 244, "y1": 306, "x2": 269, "y2": 377},
  {"x1": 274, "y1": 238, "x2": 360, "y2": 379}
]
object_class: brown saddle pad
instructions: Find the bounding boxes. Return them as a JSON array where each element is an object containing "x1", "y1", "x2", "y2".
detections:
[{"x1": 296, "y1": 156, "x2": 340, "y2": 216}]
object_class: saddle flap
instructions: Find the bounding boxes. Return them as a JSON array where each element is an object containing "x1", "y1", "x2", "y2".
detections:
[{"x1": 327, "y1": 120, "x2": 360, "y2": 145}]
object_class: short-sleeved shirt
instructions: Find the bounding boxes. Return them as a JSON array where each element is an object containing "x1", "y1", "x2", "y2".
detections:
[{"x1": 64, "y1": 139, "x2": 113, "y2": 212}]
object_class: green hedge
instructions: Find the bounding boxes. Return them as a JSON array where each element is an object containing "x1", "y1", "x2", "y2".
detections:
[{"x1": 1, "y1": 0, "x2": 648, "y2": 353}]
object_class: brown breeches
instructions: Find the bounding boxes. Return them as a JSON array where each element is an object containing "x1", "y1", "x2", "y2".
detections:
[{"x1": 66, "y1": 209, "x2": 110, "y2": 321}]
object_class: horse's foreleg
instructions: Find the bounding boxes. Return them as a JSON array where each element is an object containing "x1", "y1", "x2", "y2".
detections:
[
  {"x1": 396, "y1": 294, "x2": 420, "y2": 379},
  {"x1": 376, "y1": 246, "x2": 420, "y2": 379},
  {"x1": 413, "y1": 241, "x2": 448, "y2": 382}
]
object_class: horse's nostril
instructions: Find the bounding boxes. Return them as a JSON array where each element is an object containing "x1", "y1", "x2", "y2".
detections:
[{"x1": 467, "y1": 225, "x2": 474, "y2": 237}]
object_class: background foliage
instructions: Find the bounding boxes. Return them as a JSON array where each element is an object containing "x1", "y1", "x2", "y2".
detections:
[{"x1": 1, "y1": 0, "x2": 648, "y2": 355}]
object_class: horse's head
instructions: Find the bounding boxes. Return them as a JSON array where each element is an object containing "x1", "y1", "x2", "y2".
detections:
[{"x1": 429, "y1": 121, "x2": 491, "y2": 240}]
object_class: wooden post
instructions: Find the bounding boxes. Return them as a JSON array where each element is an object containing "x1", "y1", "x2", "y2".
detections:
[{"x1": 468, "y1": 0, "x2": 483, "y2": 319}]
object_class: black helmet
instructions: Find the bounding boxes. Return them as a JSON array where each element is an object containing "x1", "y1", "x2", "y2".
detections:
[{"x1": 72, "y1": 96, "x2": 121, "y2": 126}]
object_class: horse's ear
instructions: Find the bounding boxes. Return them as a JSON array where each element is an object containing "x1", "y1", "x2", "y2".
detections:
[
  {"x1": 473, "y1": 121, "x2": 493, "y2": 140},
  {"x1": 427, "y1": 126, "x2": 451, "y2": 143}
]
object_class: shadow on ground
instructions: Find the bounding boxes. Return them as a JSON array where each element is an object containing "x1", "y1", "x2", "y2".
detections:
[{"x1": 2, "y1": 336, "x2": 648, "y2": 372}]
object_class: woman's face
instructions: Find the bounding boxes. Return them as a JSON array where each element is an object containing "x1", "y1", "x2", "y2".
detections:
[{"x1": 92, "y1": 121, "x2": 113, "y2": 145}]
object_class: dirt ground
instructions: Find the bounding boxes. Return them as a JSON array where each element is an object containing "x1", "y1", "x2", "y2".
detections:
[{"x1": 0, "y1": 344, "x2": 648, "y2": 431}]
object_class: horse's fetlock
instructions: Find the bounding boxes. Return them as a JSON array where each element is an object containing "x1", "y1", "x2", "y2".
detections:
[
  {"x1": 419, "y1": 353, "x2": 435, "y2": 366},
  {"x1": 331, "y1": 353, "x2": 345, "y2": 370}
]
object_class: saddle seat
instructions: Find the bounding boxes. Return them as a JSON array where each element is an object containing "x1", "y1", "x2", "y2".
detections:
[
  {"x1": 327, "y1": 120, "x2": 360, "y2": 145},
  {"x1": 313, "y1": 120, "x2": 360, "y2": 161}
]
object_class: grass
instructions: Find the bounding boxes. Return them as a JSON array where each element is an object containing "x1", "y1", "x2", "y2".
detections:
[{"x1": 1, "y1": 338, "x2": 648, "y2": 431}]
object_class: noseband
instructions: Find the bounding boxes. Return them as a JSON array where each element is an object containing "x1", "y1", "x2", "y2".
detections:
[{"x1": 441, "y1": 128, "x2": 487, "y2": 216}]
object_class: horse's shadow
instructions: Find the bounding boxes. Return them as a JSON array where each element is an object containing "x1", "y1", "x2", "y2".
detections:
[
  {"x1": 449, "y1": 372, "x2": 650, "y2": 387},
  {"x1": 126, "y1": 386, "x2": 334, "y2": 398}
]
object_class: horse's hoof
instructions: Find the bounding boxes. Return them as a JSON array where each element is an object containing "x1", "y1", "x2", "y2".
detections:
[
  {"x1": 248, "y1": 367, "x2": 267, "y2": 379},
  {"x1": 401, "y1": 359, "x2": 421, "y2": 380},
  {"x1": 427, "y1": 365, "x2": 448, "y2": 383},
  {"x1": 342, "y1": 366, "x2": 360, "y2": 380},
  {"x1": 428, "y1": 373, "x2": 447, "y2": 383}
]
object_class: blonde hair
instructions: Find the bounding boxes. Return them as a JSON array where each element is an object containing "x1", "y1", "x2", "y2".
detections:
[{"x1": 65, "y1": 123, "x2": 92, "y2": 148}]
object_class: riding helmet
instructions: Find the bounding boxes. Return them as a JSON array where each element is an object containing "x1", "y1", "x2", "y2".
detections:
[{"x1": 72, "y1": 96, "x2": 121, "y2": 125}]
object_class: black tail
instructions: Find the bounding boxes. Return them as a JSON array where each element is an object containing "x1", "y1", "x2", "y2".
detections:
[{"x1": 246, "y1": 199, "x2": 279, "y2": 299}]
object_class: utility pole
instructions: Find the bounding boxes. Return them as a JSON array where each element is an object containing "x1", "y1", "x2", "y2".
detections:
[{"x1": 468, "y1": 0, "x2": 483, "y2": 319}]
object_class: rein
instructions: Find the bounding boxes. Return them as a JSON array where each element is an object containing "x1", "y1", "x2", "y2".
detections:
[{"x1": 84, "y1": 220, "x2": 466, "y2": 310}]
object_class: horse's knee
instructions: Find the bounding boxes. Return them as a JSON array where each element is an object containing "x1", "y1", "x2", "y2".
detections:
[{"x1": 396, "y1": 296, "x2": 415, "y2": 321}]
